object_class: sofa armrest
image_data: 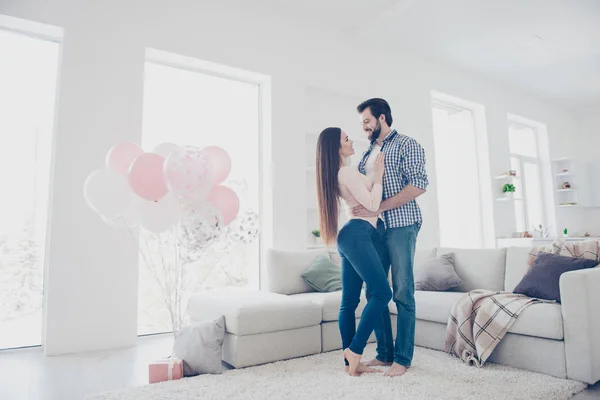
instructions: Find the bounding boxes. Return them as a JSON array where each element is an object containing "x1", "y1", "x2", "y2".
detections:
[{"x1": 560, "y1": 267, "x2": 600, "y2": 384}]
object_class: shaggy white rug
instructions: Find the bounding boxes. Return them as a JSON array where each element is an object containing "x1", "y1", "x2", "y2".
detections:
[{"x1": 87, "y1": 344, "x2": 587, "y2": 400}]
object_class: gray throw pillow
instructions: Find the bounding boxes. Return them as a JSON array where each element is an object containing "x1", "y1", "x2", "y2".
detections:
[
  {"x1": 513, "y1": 252, "x2": 598, "y2": 303},
  {"x1": 414, "y1": 253, "x2": 462, "y2": 291},
  {"x1": 172, "y1": 315, "x2": 225, "y2": 376},
  {"x1": 301, "y1": 255, "x2": 342, "y2": 292}
]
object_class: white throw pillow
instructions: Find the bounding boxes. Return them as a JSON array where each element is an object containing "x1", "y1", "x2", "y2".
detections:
[
  {"x1": 172, "y1": 316, "x2": 225, "y2": 376},
  {"x1": 266, "y1": 248, "x2": 330, "y2": 295}
]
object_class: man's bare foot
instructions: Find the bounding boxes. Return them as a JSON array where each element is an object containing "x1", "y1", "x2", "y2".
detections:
[
  {"x1": 384, "y1": 362, "x2": 409, "y2": 377},
  {"x1": 345, "y1": 363, "x2": 381, "y2": 374},
  {"x1": 343, "y1": 348, "x2": 362, "y2": 376},
  {"x1": 364, "y1": 358, "x2": 393, "y2": 367}
]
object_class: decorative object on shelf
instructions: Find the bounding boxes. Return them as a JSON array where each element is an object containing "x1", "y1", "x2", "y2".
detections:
[
  {"x1": 524, "y1": 231, "x2": 532, "y2": 238},
  {"x1": 563, "y1": 228, "x2": 568, "y2": 238},
  {"x1": 84, "y1": 142, "x2": 259, "y2": 333},
  {"x1": 561, "y1": 181, "x2": 571, "y2": 189},
  {"x1": 561, "y1": 168, "x2": 569, "y2": 173},
  {"x1": 533, "y1": 224, "x2": 551, "y2": 239},
  {"x1": 311, "y1": 229, "x2": 323, "y2": 245},
  {"x1": 509, "y1": 170, "x2": 517, "y2": 176},
  {"x1": 584, "y1": 232, "x2": 591, "y2": 237},
  {"x1": 502, "y1": 183, "x2": 516, "y2": 193}
]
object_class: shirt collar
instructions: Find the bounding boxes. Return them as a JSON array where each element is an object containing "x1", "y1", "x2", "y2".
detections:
[
  {"x1": 370, "y1": 129, "x2": 397, "y2": 147},
  {"x1": 383, "y1": 129, "x2": 398, "y2": 142}
]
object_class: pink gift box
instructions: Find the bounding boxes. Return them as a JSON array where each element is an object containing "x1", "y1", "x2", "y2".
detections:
[{"x1": 149, "y1": 357, "x2": 183, "y2": 384}]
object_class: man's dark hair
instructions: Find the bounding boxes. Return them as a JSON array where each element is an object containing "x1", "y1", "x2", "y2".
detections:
[{"x1": 357, "y1": 98, "x2": 393, "y2": 127}]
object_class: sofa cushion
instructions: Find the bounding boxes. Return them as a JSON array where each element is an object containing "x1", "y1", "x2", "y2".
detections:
[
  {"x1": 396, "y1": 291, "x2": 465, "y2": 323},
  {"x1": 301, "y1": 255, "x2": 342, "y2": 292},
  {"x1": 265, "y1": 248, "x2": 330, "y2": 295},
  {"x1": 509, "y1": 302, "x2": 564, "y2": 340},
  {"x1": 187, "y1": 289, "x2": 323, "y2": 335},
  {"x1": 437, "y1": 247, "x2": 506, "y2": 292},
  {"x1": 505, "y1": 247, "x2": 532, "y2": 292},
  {"x1": 414, "y1": 253, "x2": 462, "y2": 291},
  {"x1": 414, "y1": 248, "x2": 437, "y2": 268},
  {"x1": 399, "y1": 290, "x2": 564, "y2": 340},
  {"x1": 513, "y1": 252, "x2": 598, "y2": 303},
  {"x1": 293, "y1": 290, "x2": 367, "y2": 322},
  {"x1": 172, "y1": 316, "x2": 225, "y2": 376}
]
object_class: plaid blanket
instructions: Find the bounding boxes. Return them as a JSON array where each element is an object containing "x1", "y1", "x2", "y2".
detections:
[
  {"x1": 527, "y1": 239, "x2": 600, "y2": 269},
  {"x1": 445, "y1": 289, "x2": 548, "y2": 367}
]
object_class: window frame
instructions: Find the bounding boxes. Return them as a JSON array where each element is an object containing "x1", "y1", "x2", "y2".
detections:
[
  {"x1": 145, "y1": 48, "x2": 272, "y2": 290},
  {"x1": 508, "y1": 121, "x2": 545, "y2": 232},
  {"x1": 0, "y1": 18, "x2": 63, "y2": 350}
]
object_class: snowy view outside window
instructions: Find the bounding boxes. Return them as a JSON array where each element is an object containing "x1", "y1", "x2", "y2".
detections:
[
  {"x1": 0, "y1": 30, "x2": 60, "y2": 349},
  {"x1": 137, "y1": 61, "x2": 260, "y2": 335}
]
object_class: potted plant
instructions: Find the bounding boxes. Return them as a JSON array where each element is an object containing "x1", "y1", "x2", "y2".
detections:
[
  {"x1": 502, "y1": 183, "x2": 516, "y2": 198},
  {"x1": 311, "y1": 229, "x2": 322, "y2": 245}
]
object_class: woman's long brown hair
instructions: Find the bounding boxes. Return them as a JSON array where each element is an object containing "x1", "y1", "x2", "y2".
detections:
[{"x1": 316, "y1": 127, "x2": 342, "y2": 246}]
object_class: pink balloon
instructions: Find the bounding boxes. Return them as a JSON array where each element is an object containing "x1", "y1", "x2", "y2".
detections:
[
  {"x1": 106, "y1": 142, "x2": 143, "y2": 175},
  {"x1": 207, "y1": 185, "x2": 239, "y2": 226},
  {"x1": 202, "y1": 146, "x2": 231, "y2": 186},
  {"x1": 128, "y1": 153, "x2": 169, "y2": 201}
]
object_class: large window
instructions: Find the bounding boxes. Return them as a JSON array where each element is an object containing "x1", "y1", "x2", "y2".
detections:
[
  {"x1": 138, "y1": 59, "x2": 261, "y2": 335},
  {"x1": 431, "y1": 103, "x2": 485, "y2": 248},
  {"x1": 0, "y1": 29, "x2": 60, "y2": 349},
  {"x1": 508, "y1": 122, "x2": 545, "y2": 232}
]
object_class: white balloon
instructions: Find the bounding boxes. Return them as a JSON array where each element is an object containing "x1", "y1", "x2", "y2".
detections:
[
  {"x1": 139, "y1": 193, "x2": 180, "y2": 233},
  {"x1": 84, "y1": 168, "x2": 134, "y2": 219},
  {"x1": 152, "y1": 142, "x2": 180, "y2": 158},
  {"x1": 163, "y1": 146, "x2": 213, "y2": 201},
  {"x1": 101, "y1": 196, "x2": 143, "y2": 230}
]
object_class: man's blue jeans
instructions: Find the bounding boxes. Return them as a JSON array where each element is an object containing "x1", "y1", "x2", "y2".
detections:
[
  {"x1": 337, "y1": 219, "x2": 392, "y2": 362},
  {"x1": 367, "y1": 221, "x2": 419, "y2": 367}
]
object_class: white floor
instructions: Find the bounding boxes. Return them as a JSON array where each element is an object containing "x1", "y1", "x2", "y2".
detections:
[{"x1": 0, "y1": 335, "x2": 599, "y2": 400}]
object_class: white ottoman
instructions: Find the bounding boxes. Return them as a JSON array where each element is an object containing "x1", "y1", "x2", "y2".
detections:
[{"x1": 187, "y1": 289, "x2": 323, "y2": 368}]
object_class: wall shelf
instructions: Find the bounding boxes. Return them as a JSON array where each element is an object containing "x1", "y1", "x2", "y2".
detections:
[
  {"x1": 551, "y1": 158, "x2": 599, "y2": 209},
  {"x1": 494, "y1": 174, "x2": 520, "y2": 180}
]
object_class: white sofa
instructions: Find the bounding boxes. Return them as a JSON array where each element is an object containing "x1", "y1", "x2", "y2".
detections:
[{"x1": 187, "y1": 246, "x2": 600, "y2": 384}]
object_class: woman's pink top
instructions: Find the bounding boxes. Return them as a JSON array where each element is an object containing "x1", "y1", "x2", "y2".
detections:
[{"x1": 338, "y1": 166, "x2": 382, "y2": 228}]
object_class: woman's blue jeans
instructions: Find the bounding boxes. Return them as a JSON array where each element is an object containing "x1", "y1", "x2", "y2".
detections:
[{"x1": 337, "y1": 219, "x2": 392, "y2": 363}]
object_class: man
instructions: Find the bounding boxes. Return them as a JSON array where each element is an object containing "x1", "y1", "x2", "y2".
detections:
[{"x1": 352, "y1": 98, "x2": 428, "y2": 377}]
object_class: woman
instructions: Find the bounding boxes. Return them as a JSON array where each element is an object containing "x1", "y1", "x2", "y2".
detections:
[{"x1": 316, "y1": 127, "x2": 392, "y2": 376}]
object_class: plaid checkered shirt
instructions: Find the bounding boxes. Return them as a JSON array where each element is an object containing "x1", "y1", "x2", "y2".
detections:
[{"x1": 358, "y1": 130, "x2": 428, "y2": 229}]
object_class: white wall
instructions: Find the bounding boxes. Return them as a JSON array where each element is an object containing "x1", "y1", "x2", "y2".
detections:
[
  {"x1": 0, "y1": 0, "x2": 586, "y2": 354},
  {"x1": 568, "y1": 110, "x2": 600, "y2": 235}
]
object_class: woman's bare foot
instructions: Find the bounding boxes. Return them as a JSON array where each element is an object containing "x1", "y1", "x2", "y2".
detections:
[
  {"x1": 384, "y1": 362, "x2": 409, "y2": 377},
  {"x1": 343, "y1": 348, "x2": 362, "y2": 376},
  {"x1": 364, "y1": 358, "x2": 393, "y2": 367},
  {"x1": 345, "y1": 363, "x2": 381, "y2": 374}
]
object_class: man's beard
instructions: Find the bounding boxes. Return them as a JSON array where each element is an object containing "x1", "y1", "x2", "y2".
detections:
[{"x1": 368, "y1": 121, "x2": 382, "y2": 141}]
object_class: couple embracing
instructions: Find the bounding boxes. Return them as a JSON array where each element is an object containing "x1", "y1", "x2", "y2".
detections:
[{"x1": 315, "y1": 98, "x2": 428, "y2": 377}]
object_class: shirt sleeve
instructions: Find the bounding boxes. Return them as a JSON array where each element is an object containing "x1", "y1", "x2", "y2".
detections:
[
  {"x1": 339, "y1": 167, "x2": 383, "y2": 212},
  {"x1": 401, "y1": 138, "x2": 429, "y2": 190}
]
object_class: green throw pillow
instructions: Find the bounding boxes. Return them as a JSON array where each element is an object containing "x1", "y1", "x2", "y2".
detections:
[{"x1": 301, "y1": 255, "x2": 342, "y2": 292}]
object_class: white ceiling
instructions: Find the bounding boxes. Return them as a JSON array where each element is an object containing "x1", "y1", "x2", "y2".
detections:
[{"x1": 230, "y1": 0, "x2": 600, "y2": 109}]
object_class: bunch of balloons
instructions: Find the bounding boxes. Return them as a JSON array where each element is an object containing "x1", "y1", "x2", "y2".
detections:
[{"x1": 84, "y1": 141, "x2": 256, "y2": 250}]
